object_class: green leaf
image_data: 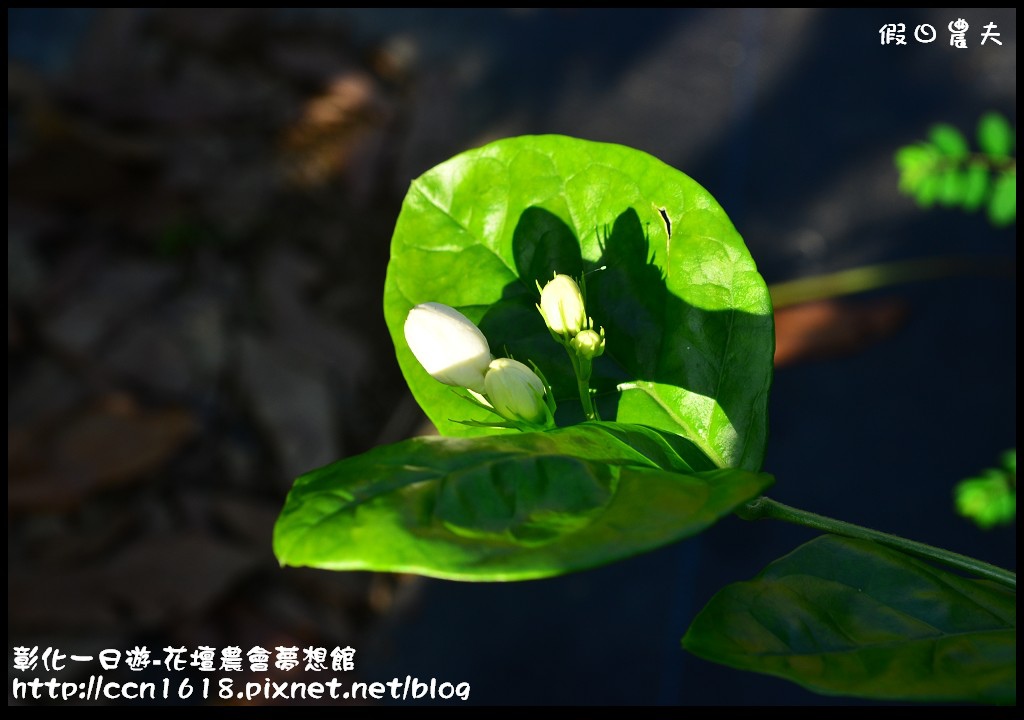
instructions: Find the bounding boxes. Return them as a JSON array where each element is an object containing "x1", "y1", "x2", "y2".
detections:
[
  {"x1": 929, "y1": 123, "x2": 969, "y2": 159},
  {"x1": 955, "y1": 473, "x2": 1017, "y2": 529},
  {"x1": 938, "y1": 168, "x2": 966, "y2": 207},
  {"x1": 682, "y1": 535, "x2": 1016, "y2": 704},
  {"x1": 955, "y1": 448, "x2": 1017, "y2": 529},
  {"x1": 894, "y1": 144, "x2": 926, "y2": 174},
  {"x1": 274, "y1": 422, "x2": 773, "y2": 581},
  {"x1": 914, "y1": 174, "x2": 941, "y2": 207},
  {"x1": 895, "y1": 144, "x2": 939, "y2": 194},
  {"x1": 977, "y1": 112, "x2": 1014, "y2": 158},
  {"x1": 987, "y1": 172, "x2": 1016, "y2": 226},
  {"x1": 962, "y1": 163, "x2": 991, "y2": 211},
  {"x1": 384, "y1": 135, "x2": 774, "y2": 471}
]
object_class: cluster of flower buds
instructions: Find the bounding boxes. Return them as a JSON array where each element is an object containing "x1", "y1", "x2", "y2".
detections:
[
  {"x1": 404, "y1": 302, "x2": 555, "y2": 429},
  {"x1": 404, "y1": 272, "x2": 606, "y2": 430},
  {"x1": 536, "y1": 274, "x2": 605, "y2": 360},
  {"x1": 536, "y1": 273, "x2": 604, "y2": 420}
]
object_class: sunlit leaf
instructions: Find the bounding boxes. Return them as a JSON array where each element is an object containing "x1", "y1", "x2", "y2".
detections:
[
  {"x1": 274, "y1": 422, "x2": 773, "y2": 580},
  {"x1": 383, "y1": 135, "x2": 773, "y2": 471}
]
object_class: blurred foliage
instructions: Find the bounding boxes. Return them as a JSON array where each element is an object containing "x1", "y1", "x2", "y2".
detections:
[
  {"x1": 895, "y1": 113, "x2": 1016, "y2": 227},
  {"x1": 955, "y1": 449, "x2": 1017, "y2": 530},
  {"x1": 896, "y1": 116, "x2": 1016, "y2": 533}
]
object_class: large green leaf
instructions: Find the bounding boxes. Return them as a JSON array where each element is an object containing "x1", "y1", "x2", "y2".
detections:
[
  {"x1": 383, "y1": 135, "x2": 773, "y2": 471},
  {"x1": 682, "y1": 535, "x2": 1016, "y2": 704},
  {"x1": 274, "y1": 422, "x2": 773, "y2": 581}
]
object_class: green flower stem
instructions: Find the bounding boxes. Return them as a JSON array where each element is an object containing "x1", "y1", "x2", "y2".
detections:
[
  {"x1": 738, "y1": 496, "x2": 1016, "y2": 590},
  {"x1": 567, "y1": 348, "x2": 598, "y2": 421},
  {"x1": 576, "y1": 374, "x2": 597, "y2": 421}
]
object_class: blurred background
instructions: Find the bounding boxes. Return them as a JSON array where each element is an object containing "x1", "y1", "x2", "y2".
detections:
[{"x1": 8, "y1": 8, "x2": 1016, "y2": 706}]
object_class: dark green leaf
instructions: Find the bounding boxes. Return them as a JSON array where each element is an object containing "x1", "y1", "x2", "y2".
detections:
[
  {"x1": 274, "y1": 422, "x2": 773, "y2": 581},
  {"x1": 384, "y1": 136, "x2": 773, "y2": 471},
  {"x1": 929, "y1": 123, "x2": 969, "y2": 159},
  {"x1": 962, "y1": 163, "x2": 990, "y2": 211},
  {"x1": 683, "y1": 535, "x2": 1016, "y2": 704},
  {"x1": 977, "y1": 112, "x2": 1014, "y2": 158},
  {"x1": 987, "y1": 172, "x2": 1016, "y2": 226}
]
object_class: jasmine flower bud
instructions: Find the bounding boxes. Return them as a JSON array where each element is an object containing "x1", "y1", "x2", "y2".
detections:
[
  {"x1": 571, "y1": 327, "x2": 605, "y2": 359},
  {"x1": 537, "y1": 273, "x2": 586, "y2": 336},
  {"x1": 483, "y1": 358, "x2": 548, "y2": 425},
  {"x1": 404, "y1": 302, "x2": 492, "y2": 393}
]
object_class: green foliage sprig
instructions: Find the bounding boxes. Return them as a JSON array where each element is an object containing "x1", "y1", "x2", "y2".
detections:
[
  {"x1": 956, "y1": 449, "x2": 1017, "y2": 529},
  {"x1": 896, "y1": 115, "x2": 1016, "y2": 534},
  {"x1": 895, "y1": 112, "x2": 1016, "y2": 226}
]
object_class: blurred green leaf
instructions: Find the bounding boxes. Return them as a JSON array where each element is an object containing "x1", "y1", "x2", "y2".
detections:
[
  {"x1": 962, "y1": 163, "x2": 991, "y2": 211},
  {"x1": 894, "y1": 145, "x2": 922, "y2": 172},
  {"x1": 955, "y1": 449, "x2": 1017, "y2": 529},
  {"x1": 383, "y1": 135, "x2": 774, "y2": 471},
  {"x1": 1003, "y1": 448, "x2": 1016, "y2": 474},
  {"x1": 929, "y1": 123, "x2": 969, "y2": 159},
  {"x1": 956, "y1": 474, "x2": 1016, "y2": 529},
  {"x1": 987, "y1": 172, "x2": 1017, "y2": 226},
  {"x1": 938, "y1": 168, "x2": 966, "y2": 206},
  {"x1": 895, "y1": 144, "x2": 938, "y2": 193},
  {"x1": 914, "y1": 174, "x2": 941, "y2": 207},
  {"x1": 977, "y1": 113, "x2": 1014, "y2": 158},
  {"x1": 273, "y1": 422, "x2": 772, "y2": 580},
  {"x1": 683, "y1": 535, "x2": 1016, "y2": 704}
]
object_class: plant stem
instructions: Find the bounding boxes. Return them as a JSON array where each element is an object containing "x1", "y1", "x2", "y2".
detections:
[
  {"x1": 738, "y1": 496, "x2": 1016, "y2": 590},
  {"x1": 768, "y1": 256, "x2": 1014, "y2": 309},
  {"x1": 577, "y1": 376, "x2": 596, "y2": 420},
  {"x1": 569, "y1": 351, "x2": 597, "y2": 421}
]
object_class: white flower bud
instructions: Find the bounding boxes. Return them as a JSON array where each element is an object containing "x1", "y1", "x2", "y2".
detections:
[
  {"x1": 404, "y1": 302, "x2": 492, "y2": 393},
  {"x1": 571, "y1": 327, "x2": 605, "y2": 359},
  {"x1": 538, "y1": 274, "x2": 586, "y2": 336},
  {"x1": 483, "y1": 358, "x2": 548, "y2": 425}
]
